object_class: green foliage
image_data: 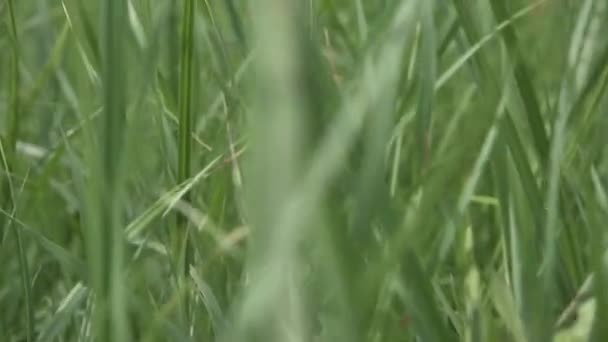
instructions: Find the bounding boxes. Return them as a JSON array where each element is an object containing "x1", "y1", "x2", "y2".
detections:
[{"x1": 1, "y1": 0, "x2": 608, "y2": 341}]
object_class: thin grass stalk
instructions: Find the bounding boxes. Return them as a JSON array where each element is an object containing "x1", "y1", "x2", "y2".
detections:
[
  {"x1": 415, "y1": 0, "x2": 436, "y2": 174},
  {"x1": 2, "y1": 2, "x2": 33, "y2": 341},
  {"x1": 10, "y1": 180, "x2": 33, "y2": 342},
  {"x1": 176, "y1": 0, "x2": 195, "y2": 276},
  {"x1": 168, "y1": 0, "x2": 180, "y2": 106},
  {"x1": 5, "y1": 0, "x2": 20, "y2": 157}
]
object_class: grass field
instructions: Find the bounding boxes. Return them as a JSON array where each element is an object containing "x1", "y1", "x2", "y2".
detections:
[{"x1": 1, "y1": 0, "x2": 608, "y2": 341}]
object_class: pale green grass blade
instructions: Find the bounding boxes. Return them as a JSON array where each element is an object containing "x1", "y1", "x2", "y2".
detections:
[
  {"x1": 36, "y1": 283, "x2": 89, "y2": 342},
  {"x1": 60, "y1": 0, "x2": 100, "y2": 71},
  {"x1": 125, "y1": 154, "x2": 222, "y2": 248},
  {"x1": 190, "y1": 266, "x2": 226, "y2": 334}
]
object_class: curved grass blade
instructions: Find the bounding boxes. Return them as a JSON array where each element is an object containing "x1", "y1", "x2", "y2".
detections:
[
  {"x1": 435, "y1": 0, "x2": 548, "y2": 91},
  {"x1": 190, "y1": 266, "x2": 227, "y2": 334},
  {"x1": 125, "y1": 154, "x2": 222, "y2": 244}
]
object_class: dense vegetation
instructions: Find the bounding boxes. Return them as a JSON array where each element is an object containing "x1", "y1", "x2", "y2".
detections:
[{"x1": 1, "y1": 0, "x2": 608, "y2": 341}]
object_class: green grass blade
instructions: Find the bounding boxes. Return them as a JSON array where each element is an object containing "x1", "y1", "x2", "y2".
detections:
[
  {"x1": 396, "y1": 249, "x2": 455, "y2": 341},
  {"x1": 174, "y1": 0, "x2": 196, "y2": 276},
  {"x1": 415, "y1": 0, "x2": 436, "y2": 172},
  {"x1": 84, "y1": 0, "x2": 130, "y2": 340},
  {"x1": 488, "y1": 0, "x2": 550, "y2": 163},
  {"x1": 20, "y1": 22, "x2": 70, "y2": 113},
  {"x1": 0, "y1": 206, "x2": 84, "y2": 274},
  {"x1": 2, "y1": 3, "x2": 34, "y2": 341},
  {"x1": 36, "y1": 283, "x2": 89, "y2": 342},
  {"x1": 190, "y1": 266, "x2": 226, "y2": 334}
]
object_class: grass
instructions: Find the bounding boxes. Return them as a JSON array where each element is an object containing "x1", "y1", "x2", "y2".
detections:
[{"x1": 1, "y1": 0, "x2": 608, "y2": 341}]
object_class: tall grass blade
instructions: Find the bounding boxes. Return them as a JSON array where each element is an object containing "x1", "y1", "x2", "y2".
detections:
[
  {"x1": 2, "y1": 3, "x2": 34, "y2": 341},
  {"x1": 83, "y1": 0, "x2": 130, "y2": 340},
  {"x1": 488, "y1": 0, "x2": 550, "y2": 163},
  {"x1": 175, "y1": 0, "x2": 196, "y2": 276}
]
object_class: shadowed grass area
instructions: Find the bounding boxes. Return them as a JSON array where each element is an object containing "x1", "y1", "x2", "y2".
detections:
[{"x1": 1, "y1": 0, "x2": 608, "y2": 341}]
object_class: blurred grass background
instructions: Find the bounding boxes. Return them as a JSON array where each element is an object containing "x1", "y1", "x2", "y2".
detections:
[{"x1": 1, "y1": 0, "x2": 608, "y2": 341}]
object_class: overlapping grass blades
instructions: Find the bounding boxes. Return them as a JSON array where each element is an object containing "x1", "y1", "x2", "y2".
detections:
[{"x1": 1, "y1": 0, "x2": 608, "y2": 341}]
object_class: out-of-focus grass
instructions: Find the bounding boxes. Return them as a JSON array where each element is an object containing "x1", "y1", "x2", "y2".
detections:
[{"x1": 1, "y1": 0, "x2": 608, "y2": 341}]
